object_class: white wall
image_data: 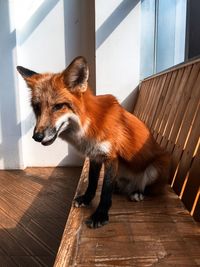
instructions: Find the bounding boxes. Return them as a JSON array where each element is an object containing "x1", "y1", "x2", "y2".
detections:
[
  {"x1": 15, "y1": 0, "x2": 94, "y2": 169},
  {"x1": 95, "y1": 0, "x2": 141, "y2": 111},
  {"x1": 0, "y1": 0, "x2": 140, "y2": 169},
  {"x1": 0, "y1": 0, "x2": 95, "y2": 169},
  {"x1": 0, "y1": 0, "x2": 24, "y2": 169}
]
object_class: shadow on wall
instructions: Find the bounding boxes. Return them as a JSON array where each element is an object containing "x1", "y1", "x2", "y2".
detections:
[
  {"x1": 0, "y1": 0, "x2": 72, "y2": 169},
  {"x1": 17, "y1": 0, "x2": 60, "y2": 45},
  {"x1": 63, "y1": 0, "x2": 96, "y2": 92},
  {"x1": 121, "y1": 85, "x2": 140, "y2": 113},
  {"x1": 0, "y1": 0, "x2": 21, "y2": 169},
  {"x1": 96, "y1": 0, "x2": 140, "y2": 49}
]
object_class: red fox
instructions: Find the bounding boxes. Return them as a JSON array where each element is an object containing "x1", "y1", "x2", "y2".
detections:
[{"x1": 17, "y1": 56, "x2": 169, "y2": 228}]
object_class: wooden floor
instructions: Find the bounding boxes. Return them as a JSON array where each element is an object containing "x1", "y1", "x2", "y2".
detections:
[
  {"x1": 55, "y1": 161, "x2": 200, "y2": 267},
  {"x1": 0, "y1": 167, "x2": 81, "y2": 267}
]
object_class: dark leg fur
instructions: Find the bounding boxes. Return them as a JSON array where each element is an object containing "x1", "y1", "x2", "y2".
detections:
[
  {"x1": 74, "y1": 160, "x2": 102, "y2": 207},
  {"x1": 85, "y1": 160, "x2": 117, "y2": 228}
]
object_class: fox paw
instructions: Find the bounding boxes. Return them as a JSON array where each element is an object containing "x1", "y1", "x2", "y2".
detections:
[
  {"x1": 74, "y1": 195, "x2": 90, "y2": 208},
  {"x1": 85, "y1": 212, "x2": 109, "y2": 228},
  {"x1": 129, "y1": 192, "x2": 144, "y2": 202}
]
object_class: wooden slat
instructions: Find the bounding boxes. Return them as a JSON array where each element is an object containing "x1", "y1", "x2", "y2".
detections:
[
  {"x1": 157, "y1": 69, "x2": 185, "y2": 145},
  {"x1": 134, "y1": 58, "x2": 200, "y2": 221},
  {"x1": 154, "y1": 71, "x2": 178, "y2": 144},
  {"x1": 166, "y1": 63, "x2": 200, "y2": 153},
  {"x1": 141, "y1": 79, "x2": 157, "y2": 123},
  {"x1": 143, "y1": 76, "x2": 163, "y2": 127},
  {"x1": 148, "y1": 74, "x2": 167, "y2": 130},
  {"x1": 143, "y1": 77, "x2": 161, "y2": 125},
  {"x1": 151, "y1": 72, "x2": 173, "y2": 139},
  {"x1": 182, "y1": 143, "x2": 200, "y2": 212},
  {"x1": 173, "y1": 104, "x2": 200, "y2": 195},
  {"x1": 160, "y1": 66, "x2": 192, "y2": 149},
  {"x1": 193, "y1": 194, "x2": 200, "y2": 221},
  {"x1": 171, "y1": 73, "x2": 200, "y2": 180},
  {"x1": 134, "y1": 81, "x2": 148, "y2": 117}
]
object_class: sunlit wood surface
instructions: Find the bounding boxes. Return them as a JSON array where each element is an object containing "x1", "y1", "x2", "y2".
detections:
[
  {"x1": 54, "y1": 160, "x2": 200, "y2": 267},
  {"x1": 0, "y1": 167, "x2": 81, "y2": 266}
]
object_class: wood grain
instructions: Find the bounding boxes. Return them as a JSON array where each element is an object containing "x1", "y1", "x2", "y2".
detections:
[
  {"x1": 0, "y1": 167, "x2": 81, "y2": 266},
  {"x1": 133, "y1": 58, "x2": 200, "y2": 222},
  {"x1": 54, "y1": 160, "x2": 200, "y2": 267}
]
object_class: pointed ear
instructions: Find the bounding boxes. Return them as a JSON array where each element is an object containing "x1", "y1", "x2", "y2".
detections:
[
  {"x1": 63, "y1": 56, "x2": 89, "y2": 93},
  {"x1": 17, "y1": 66, "x2": 39, "y2": 78},
  {"x1": 17, "y1": 66, "x2": 40, "y2": 88}
]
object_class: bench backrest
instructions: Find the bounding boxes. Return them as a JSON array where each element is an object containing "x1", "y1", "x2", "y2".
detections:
[{"x1": 134, "y1": 59, "x2": 200, "y2": 221}]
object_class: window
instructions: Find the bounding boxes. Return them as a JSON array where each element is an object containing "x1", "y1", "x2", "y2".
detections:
[{"x1": 140, "y1": 0, "x2": 187, "y2": 79}]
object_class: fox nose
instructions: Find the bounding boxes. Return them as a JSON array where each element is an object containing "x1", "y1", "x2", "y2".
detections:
[{"x1": 32, "y1": 132, "x2": 44, "y2": 142}]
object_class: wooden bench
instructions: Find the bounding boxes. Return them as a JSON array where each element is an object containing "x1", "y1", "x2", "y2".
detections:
[
  {"x1": 54, "y1": 58, "x2": 200, "y2": 267},
  {"x1": 134, "y1": 58, "x2": 200, "y2": 221}
]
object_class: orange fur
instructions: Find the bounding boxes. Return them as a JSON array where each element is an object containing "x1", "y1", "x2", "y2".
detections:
[{"x1": 17, "y1": 57, "x2": 170, "y2": 199}]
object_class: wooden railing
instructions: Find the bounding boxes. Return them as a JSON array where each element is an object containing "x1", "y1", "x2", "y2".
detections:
[{"x1": 134, "y1": 58, "x2": 200, "y2": 221}]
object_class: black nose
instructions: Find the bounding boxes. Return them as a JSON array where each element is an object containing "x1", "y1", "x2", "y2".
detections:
[{"x1": 32, "y1": 132, "x2": 44, "y2": 142}]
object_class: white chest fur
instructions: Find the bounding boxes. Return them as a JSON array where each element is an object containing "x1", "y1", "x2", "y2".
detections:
[
  {"x1": 69, "y1": 134, "x2": 111, "y2": 160},
  {"x1": 59, "y1": 115, "x2": 111, "y2": 161}
]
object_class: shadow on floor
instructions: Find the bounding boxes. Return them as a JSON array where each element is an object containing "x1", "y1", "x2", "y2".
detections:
[{"x1": 0, "y1": 164, "x2": 82, "y2": 266}]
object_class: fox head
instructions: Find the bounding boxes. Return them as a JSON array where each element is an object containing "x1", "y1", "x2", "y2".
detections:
[{"x1": 17, "y1": 56, "x2": 89, "y2": 145}]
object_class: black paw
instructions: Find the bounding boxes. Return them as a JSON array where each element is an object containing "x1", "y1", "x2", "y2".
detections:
[
  {"x1": 74, "y1": 195, "x2": 90, "y2": 207},
  {"x1": 85, "y1": 211, "x2": 109, "y2": 228}
]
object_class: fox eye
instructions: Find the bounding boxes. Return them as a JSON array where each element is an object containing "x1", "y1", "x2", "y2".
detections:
[
  {"x1": 32, "y1": 103, "x2": 41, "y2": 115},
  {"x1": 53, "y1": 103, "x2": 66, "y2": 112}
]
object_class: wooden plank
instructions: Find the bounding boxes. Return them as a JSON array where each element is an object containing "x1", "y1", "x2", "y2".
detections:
[
  {"x1": 0, "y1": 227, "x2": 29, "y2": 256},
  {"x1": 0, "y1": 167, "x2": 81, "y2": 266},
  {"x1": 134, "y1": 80, "x2": 151, "y2": 118},
  {"x1": 138, "y1": 79, "x2": 155, "y2": 121},
  {"x1": 170, "y1": 65, "x2": 200, "y2": 151},
  {"x1": 141, "y1": 79, "x2": 158, "y2": 121},
  {"x1": 193, "y1": 195, "x2": 200, "y2": 221},
  {"x1": 160, "y1": 66, "x2": 192, "y2": 149},
  {"x1": 182, "y1": 143, "x2": 200, "y2": 212},
  {"x1": 154, "y1": 71, "x2": 178, "y2": 144},
  {"x1": 166, "y1": 63, "x2": 200, "y2": 153},
  {"x1": 54, "y1": 160, "x2": 89, "y2": 267},
  {"x1": 172, "y1": 104, "x2": 200, "y2": 195},
  {"x1": 11, "y1": 256, "x2": 45, "y2": 267},
  {"x1": 0, "y1": 173, "x2": 68, "y2": 218},
  {"x1": 142, "y1": 77, "x2": 161, "y2": 125},
  {"x1": 134, "y1": 81, "x2": 148, "y2": 117},
  {"x1": 0, "y1": 256, "x2": 17, "y2": 267},
  {"x1": 151, "y1": 72, "x2": 173, "y2": 133},
  {"x1": 170, "y1": 75, "x2": 200, "y2": 182},
  {"x1": 157, "y1": 68, "x2": 185, "y2": 146},
  {"x1": 148, "y1": 74, "x2": 167, "y2": 130},
  {"x1": 0, "y1": 208, "x2": 55, "y2": 257},
  {"x1": 143, "y1": 76, "x2": 162, "y2": 127}
]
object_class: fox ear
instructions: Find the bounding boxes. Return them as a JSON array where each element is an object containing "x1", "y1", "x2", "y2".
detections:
[
  {"x1": 17, "y1": 66, "x2": 39, "y2": 88},
  {"x1": 17, "y1": 66, "x2": 39, "y2": 78},
  {"x1": 63, "y1": 56, "x2": 89, "y2": 93}
]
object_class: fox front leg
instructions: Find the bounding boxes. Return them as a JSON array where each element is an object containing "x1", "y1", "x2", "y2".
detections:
[
  {"x1": 85, "y1": 160, "x2": 117, "y2": 228},
  {"x1": 74, "y1": 160, "x2": 102, "y2": 207}
]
